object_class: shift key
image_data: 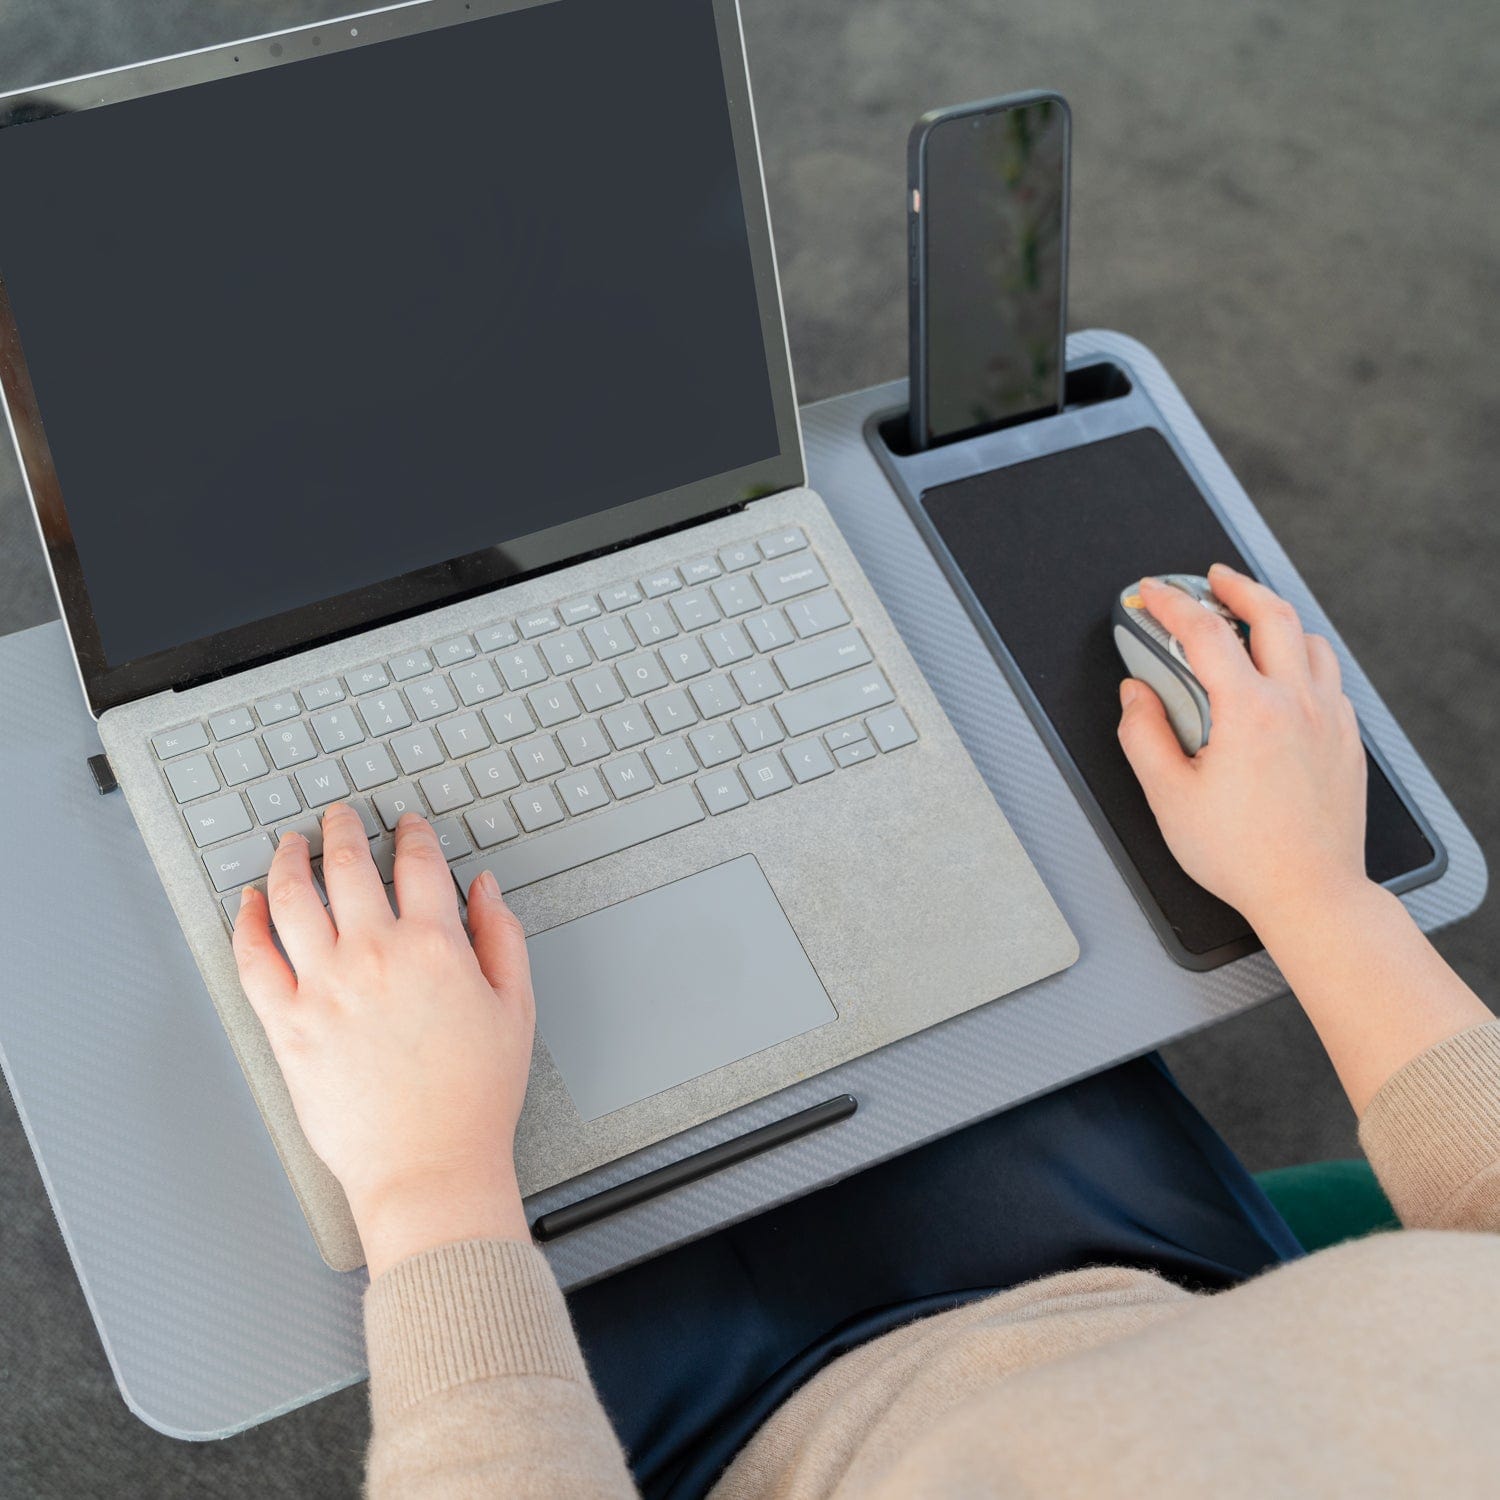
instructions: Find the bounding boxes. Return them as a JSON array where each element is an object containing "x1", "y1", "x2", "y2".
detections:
[
  {"x1": 203, "y1": 832, "x2": 276, "y2": 893},
  {"x1": 777, "y1": 668, "x2": 894, "y2": 737}
]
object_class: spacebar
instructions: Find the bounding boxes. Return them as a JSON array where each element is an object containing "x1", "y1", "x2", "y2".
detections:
[{"x1": 451, "y1": 784, "x2": 705, "y2": 894}]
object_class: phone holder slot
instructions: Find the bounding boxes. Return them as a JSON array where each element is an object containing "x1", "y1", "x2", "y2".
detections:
[{"x1": 876, "y1": 359, "x2": 1133, "y2": 459}]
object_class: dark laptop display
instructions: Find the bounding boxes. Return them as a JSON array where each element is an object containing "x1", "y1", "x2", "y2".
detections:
[{"x1": 0, "y1": 0, "x2": 802, "y2": 712}]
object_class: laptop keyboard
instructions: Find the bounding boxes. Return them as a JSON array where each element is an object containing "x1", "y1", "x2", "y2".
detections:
[{"x1": 148, "y1": 526, "x2": 917, "y2": 928}]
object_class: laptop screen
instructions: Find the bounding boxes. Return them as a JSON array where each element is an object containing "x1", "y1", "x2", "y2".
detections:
[{"x1": 0, "y1": 0, "x2": 802, "y2": 714}]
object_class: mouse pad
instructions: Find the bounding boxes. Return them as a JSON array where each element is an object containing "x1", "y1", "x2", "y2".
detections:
[{"x1": 920, "y1": 427, "x2": 1439, "y2": 966}]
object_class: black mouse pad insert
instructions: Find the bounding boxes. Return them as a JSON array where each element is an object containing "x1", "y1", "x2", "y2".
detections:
[{"x1": 919, "y1": 427, "x2": 1440, "y2": 967}]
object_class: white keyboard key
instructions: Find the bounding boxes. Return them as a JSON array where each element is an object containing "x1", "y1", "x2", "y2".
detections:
[
  {"x1": 688, "y1": 723, "x2": 739, "y2": 768},
  {"x1": 390, "y1": 729, "x2": 444, "y2": 777},
  {"x1": 689, "y1": 674, "x2": 740, "y2": 719},
  {"x1": 557, "y1": 768, "x2": 609, "y2": 816},
  {"x1": 786, "y1": 591, "x2": 851, "y2": 638},
  {"x1": 600, "y1": 581, "x2": 642, "y2": 610},
  {"x1": 482, "y1": 698, "x2": 536, "y2": 742},
  {"x1": 254, "y1": 694, "x2": 301, "y2": 727},
  {"x1": 295, "y1": 760, "x2": 351, "y2": 808},
  {"x1": 358, "y1": 690, "x2": 412, "y2": 734},
  {"x1": 681, "y1": 555, "x2": 722, "y2": 584},
  {"x1": 527, "y1": 683, "x2": 581, "y2": 728},
  {"x1": 711, "y1": 575, "x2": 761, "y2": 616},
  {"x1": 743, "y1": 751, "x2": 793, "y2": 798},
  {"x1": 867, "y1": 706, "x2": 918, "y2": 753},
  {"x1": 574, "y1": 666, "x2": 625, "y2": 712},
  {"x1": 662, "y1": 638, "x2": 712, "y2": 682},
  {"x1": 203, "y1": 831, "x2": 275, "y2": 892},
  {"x1": 511, "y1": 785, "x2": 566, "y2": 833},
  {"x1": 541, "y1": 630, "x2": 591, "y2": 675},
  {"x1": 345, "y1": 664, "x2": 389, "y2": 695},
  {"x1": 757, "y1": 526, "x2": 807, "y2": 559},
  {"x1": 436, "y1": 712, "x2": 491, "y2": 758},
  {"x1": 603, "y1": 753, "x2": 653, "y2": 799},
  {"x1": 249, "y1": 776, "x2": 302, "y2": 823},
  {"x1": 432, "y1": 635, "x2": 476, "y2": 666},
  {"x1": 311, "y1": 707, "x2": 365, "y2": 751},
  {"x1": 558, "y1": 718, "x2": 609, "y2": 765},
  {"x1": 584, "y1": 617, "x2": 633, "y2": 660},
  {"x1": 408, "y1": 677, "x2": 458, "y2": 722},
  {"x1": 154, "y1": 723, "x2": 208, "y2": 758},
  {"x1": 696, "y1": 768, "x2": 748, "y2": 814},
  {"x1": 517, "y1": 608, "x2": 560, "y2": 639},
  {"x1": 451, "y1": 660, "x2": 504, "y2": 706},
  {"x1": 718, "y1": 541, "x2": 760, "y2": 572},
  {"x1": 702, "y1": 622, "x2": 753, "y2": 667},
  {"x1": 466, "y1": 749, "x2": 520, "y2": 797},
  {"x1": 618, "y1": 651, "x2": 669, "y2": 697},
  {"x1": 166, "y1": 753, "x2": 219, "y2": 802},
  {"x1": 602, "y1": 704, "x2": 652, "y2": 751},
  {"x1": 745, "y1": 608, "x2": 794, "y2": 652},
  {"x1": 753, "y1": 555, "x2": 829, "y2": 605},
  {"x1": 215, "y1": 739, "x2": 268, "y2": 787},
  {"x1": 640, "y1": 567, "x2": 682, "y2": 597},
  {"x1": 184, "y1": 792, "x2": 250, "y2": 847},
  {"x1": 560, "y1": 596, "x2": 602, "y2": 625},
  {"x1": 514, "y1": 734, "x2": 565, "y2": 781},
  {"x1": 419, "y1": 769, "x2": 474, "y2": 815},
  {"x1": 388, "y1": 649, "x2": 433, "y2": 682},
  {"x1": 835, "y1": 740, "x2": 878, "y2": 768},
  {"x1": 344, "y1": 743, "x2": 399, "y2": 791},
  {"x1": 209, "y1": 707, "x2": 255, "y2": 740},
  {"x1": 465, "y1": 803, "x2": 518, "y2": 849},
  {"x1": 475, "y1": 621, "x2": 519, "y2": 651},
  {"x1": 785, "y1": 738, "x2": 835, "y2": 783},
  {"x1": 373, "y1": 783, "x2": 423, "y2": 830},
  {"x1": 497, "y1": 645, "x2": 547, "y2": 690},
  {"x1": 301, "y1": 678, "x2": 346, "y2": 709},
  {"x1": 266, "y1": 720, "x2": 317, "y2": 770},
  {"x1": 731, "y1": 660, "x2": 782, "y2": 704}
]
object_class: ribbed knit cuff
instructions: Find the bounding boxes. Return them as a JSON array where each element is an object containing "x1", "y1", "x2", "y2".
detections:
[
  {"x1": 1358, "y1": 1021, "x2": 1500, "y2": 1229},
  {"x1": 365, "y1": 1238, "x2": 586, "y2": 1417}
]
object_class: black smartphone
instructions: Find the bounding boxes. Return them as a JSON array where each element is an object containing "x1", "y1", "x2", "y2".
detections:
[{"x1": 908, "y1": 91, "x2": 1070, "y2": 452}]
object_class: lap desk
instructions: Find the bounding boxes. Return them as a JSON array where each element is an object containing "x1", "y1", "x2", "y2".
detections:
[{"x1": 0, "y1": 331, "x2": 1484, "y2": 1437}]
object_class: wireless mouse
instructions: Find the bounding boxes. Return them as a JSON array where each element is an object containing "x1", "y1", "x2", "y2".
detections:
[{"x1": 1112, "y1": 574, "x2": 1249, "y2": 755}]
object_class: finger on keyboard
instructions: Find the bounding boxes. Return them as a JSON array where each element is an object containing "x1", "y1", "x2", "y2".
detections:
[{"x1": 318, "y1": 801, "x2": 392, "y2": 927}]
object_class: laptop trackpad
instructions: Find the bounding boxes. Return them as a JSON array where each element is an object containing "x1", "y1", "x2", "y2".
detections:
[{"x1": 527, "y1": 855, "x2": 837, "y2": 1122}]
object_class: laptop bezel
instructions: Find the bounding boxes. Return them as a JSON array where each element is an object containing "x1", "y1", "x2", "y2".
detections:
[{"x1": 0, "y1": 0, "x2": 804, "y2": 718}]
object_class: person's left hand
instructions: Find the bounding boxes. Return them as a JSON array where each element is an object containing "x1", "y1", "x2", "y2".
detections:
[{"x1": 232, "y1": 803, "x2": 535, "y2": 1277}]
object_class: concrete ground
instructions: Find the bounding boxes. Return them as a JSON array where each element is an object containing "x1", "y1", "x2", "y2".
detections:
[{"x1": 2, "y1": 1, "x2": 1496, "y2": 1494}]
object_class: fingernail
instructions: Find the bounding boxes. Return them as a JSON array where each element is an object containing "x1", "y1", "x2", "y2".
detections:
[
  {"x1": 279, "y1": 830, "x2": 304, "y2": 848},
  {"x1": 398, "y1": 811, "x2": 424, "y2": 829},
  {"x1": 1120, "y1": 680, "x2": 1140, "y2": 708},
  {"x1": 480, "y1": 869, "x2": 501, "y2": 899},
  {"x1": 1210, "y1": 562, "x2": 1240, "y2": 578}
]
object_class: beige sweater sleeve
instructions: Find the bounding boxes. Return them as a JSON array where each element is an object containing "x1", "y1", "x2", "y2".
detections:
[
  {"x1": 363, "y1": 1238, "x2": 637, "y2": 1499},
  {"x1": 1357, "y1": 1019, "x2": 1500, "y2": 1231}
]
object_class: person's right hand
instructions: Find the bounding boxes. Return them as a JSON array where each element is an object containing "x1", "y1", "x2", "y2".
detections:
[{"x1": 1116, "y1": 563, "x2": 1370, "y2": 932}]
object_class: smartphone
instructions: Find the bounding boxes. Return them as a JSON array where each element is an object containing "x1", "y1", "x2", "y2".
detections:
[{"x1": 908, "y1": 91, "x2": 1071, "y2": 452}]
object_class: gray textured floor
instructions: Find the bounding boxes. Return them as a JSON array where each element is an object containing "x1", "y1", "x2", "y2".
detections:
[{"x1": 2, "y1": 1, "x2": 1497, "y2": 1495}]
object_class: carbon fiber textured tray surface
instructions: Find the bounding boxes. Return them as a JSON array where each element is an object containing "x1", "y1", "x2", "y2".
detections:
[{"x1": 0, "y1": 332, "x2": 1484, "y2": 1436}]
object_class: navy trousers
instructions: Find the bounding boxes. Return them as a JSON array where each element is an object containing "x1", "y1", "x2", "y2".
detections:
[{"x1": 568, "y1": 1055, "x2": 1301, "y2": 1499}]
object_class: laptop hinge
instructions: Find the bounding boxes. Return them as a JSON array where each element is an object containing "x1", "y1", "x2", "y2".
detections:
[{"x1": 172, "y1": 499, "x2": 754, "y2": 696}]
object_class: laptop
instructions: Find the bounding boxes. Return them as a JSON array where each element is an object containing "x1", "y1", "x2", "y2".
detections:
[{"x1": 0, "y1": 0, "x2": 1078, "y2": 1271}]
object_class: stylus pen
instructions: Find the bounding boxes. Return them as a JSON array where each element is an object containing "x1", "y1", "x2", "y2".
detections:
[{"x1": 530, "y1": 1094, "x2": 859, "y2": 1242}]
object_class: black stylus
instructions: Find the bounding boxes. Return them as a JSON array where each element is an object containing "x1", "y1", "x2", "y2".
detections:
[{"x1": 531, "y1": 1094, "x2": 859, "y2": 1242}]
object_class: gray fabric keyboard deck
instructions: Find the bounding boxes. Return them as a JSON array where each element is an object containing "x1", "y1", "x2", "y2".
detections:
[{"x1": 0, "y1": 332, "x2": 1484, "y2": 1438}]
